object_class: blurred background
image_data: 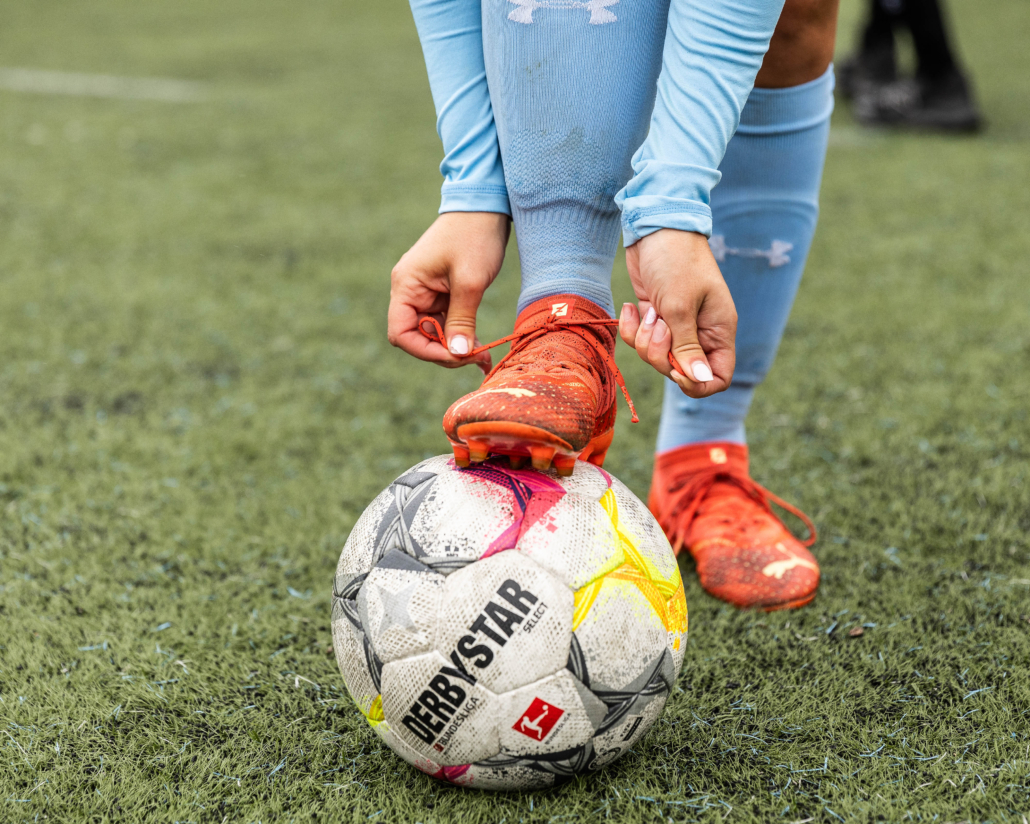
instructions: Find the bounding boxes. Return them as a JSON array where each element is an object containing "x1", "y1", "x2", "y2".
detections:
[{"x1": 1, "y1": 1, "x2": 1028, "y2": 821}]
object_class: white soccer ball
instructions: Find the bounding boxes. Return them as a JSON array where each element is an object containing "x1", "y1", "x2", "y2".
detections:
[{"x1": 331, "y1": 455, "x2": 688, "y2": 791}]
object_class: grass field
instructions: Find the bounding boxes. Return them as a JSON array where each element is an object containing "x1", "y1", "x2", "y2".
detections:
[{"x1": 2, "y1": 0, "x2": 1029, "y2": 821}]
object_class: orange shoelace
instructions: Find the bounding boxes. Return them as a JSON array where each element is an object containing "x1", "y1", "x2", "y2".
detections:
[
  {"x1": 419, "y1": 313, "x2": 639, "y2": 423},
  {"x1": 660, "y1": 463, "x2": 817, "y2": 553}
]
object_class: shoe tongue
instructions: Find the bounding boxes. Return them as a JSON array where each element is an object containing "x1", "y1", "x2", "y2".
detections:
[
  {"x1": 656, "y1": 442, "x2": 749, "y2": 479},
  {"x1": 516, "y1": 294, "x2": 609, "y2": 327},
  {"x1": 514, "y1": 294, "x2": 615, "y2": 350}
]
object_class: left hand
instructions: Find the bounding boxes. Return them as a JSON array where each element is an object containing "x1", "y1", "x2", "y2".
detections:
[{"x1": 618, "y1": 229, "x2": 737, "y2": 398}]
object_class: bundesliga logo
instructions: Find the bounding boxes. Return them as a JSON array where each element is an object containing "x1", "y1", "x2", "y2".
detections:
[{"x1": 513, "y1": 697, "x2": 565, "y2": 742}]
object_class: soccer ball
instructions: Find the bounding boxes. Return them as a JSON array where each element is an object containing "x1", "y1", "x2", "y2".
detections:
[{"x1": 331, "y1": 455, "x2": 688, "y2": 791}]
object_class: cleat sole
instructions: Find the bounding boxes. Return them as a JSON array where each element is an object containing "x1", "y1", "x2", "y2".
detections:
[
  {"x1": 452, "y1": 422, "x2": 613, "y2": 475},
  {"x1": 761, "y1": 592, "x2": 817, "y2": 613}
]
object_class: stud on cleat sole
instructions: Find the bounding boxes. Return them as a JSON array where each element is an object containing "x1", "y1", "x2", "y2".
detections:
[
  {"x1": 553, "y1": 455, "x2": 576, "y2": 477},
  {"x1": 451, "y1": 444, "x2": 471, "y2": 468},
  {"x1": 530, "y1": 446, "x2": 556, "y2": 471},
  {"x1": 467, "y1": 439, "x2": 489, "y2": 463},
  {"x1": 508, "y1": 455, "x2": 527, "y2": 470}
]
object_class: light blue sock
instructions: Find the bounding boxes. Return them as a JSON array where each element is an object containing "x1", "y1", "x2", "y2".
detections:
[
  {"x1": 411, "y1": 0, "x2": 784, "y2": 318},
  {"x1": 482, "y1": 0, "x2": 671, "y2": 317},
  {"x1": 656, "y1": 67, "x2": 835, "y2": 452}
]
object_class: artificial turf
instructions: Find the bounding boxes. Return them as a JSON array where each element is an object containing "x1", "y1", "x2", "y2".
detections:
[{"x1": 1, "y1": 0, "x2": 1029, "y2": 821}]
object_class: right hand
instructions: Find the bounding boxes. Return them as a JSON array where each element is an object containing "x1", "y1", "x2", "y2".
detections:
[
  {"x1": 618, "y1": 229, "x2": 737, "y2": 398},
  {"x1": 387, "y1": 212, "x2": 510, "y2": 375}
]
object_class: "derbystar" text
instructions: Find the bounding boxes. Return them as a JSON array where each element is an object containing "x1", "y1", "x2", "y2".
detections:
[{"x1": 401, "y1": 578, "x2": 539, "y2": 746}]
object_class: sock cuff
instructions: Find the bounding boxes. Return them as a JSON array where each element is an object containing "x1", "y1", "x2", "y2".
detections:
[{"x1": 737, "y1": 65, "x2": 836, "y2": 136}]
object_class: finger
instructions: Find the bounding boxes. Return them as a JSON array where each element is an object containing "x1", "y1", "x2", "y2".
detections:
[
  {"x1": 633, "y1": 303, "x2": 658, "y2": 365},
  {"x1": 388, "y1": 298, "x2": 481, "y2": 369},
  {"x1": 668, "y1": 348, "x2": 723, "y2": 399},
  {"x1": 645, "y1": 318, "x2": 674, "y2": 376},
  {"x1": 680, "y1": 275, "x2": 738, "y2": 397},
  {"x1": 668, "y1": 347, "x2": 716, "y2": 399},
  {"x1": 443, "y1": 273, "x2": 486, "y2": 358},
  {"x1": 661, "y1": 311, "x2": 719, "y2": 398},
  {"x1": 618, "y1": 302, "x2": 640, "y2": 348}
]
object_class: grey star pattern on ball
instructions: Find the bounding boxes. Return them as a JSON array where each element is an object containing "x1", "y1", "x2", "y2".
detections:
[{"x1": 376, "y1": 581, "x2": 419, "y2": 634}]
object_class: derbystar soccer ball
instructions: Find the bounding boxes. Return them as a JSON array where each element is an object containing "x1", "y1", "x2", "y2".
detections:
[{"x1": 331, "y1": 455, "x2": 687, "y2": 791}]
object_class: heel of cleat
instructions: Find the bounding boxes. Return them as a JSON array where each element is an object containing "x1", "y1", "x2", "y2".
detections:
[{"x1": 585, "y1": 429, "x2": 612, "y2": 468}]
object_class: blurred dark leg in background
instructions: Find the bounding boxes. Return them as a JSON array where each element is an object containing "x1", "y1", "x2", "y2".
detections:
[
  {"x1": 838, "y1": 0, "x2": 897, "y2": 98},
  {"x1": 840, "y1": 0, "x2": 982, "y2": 132}
]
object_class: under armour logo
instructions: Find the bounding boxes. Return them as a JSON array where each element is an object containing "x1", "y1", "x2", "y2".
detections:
[
  {"x1": 508, "y1": 0, "x2": 618, "y2": 25},
  {"x1": 709, "y1": 235, "x2": 793, "y2": 268}
]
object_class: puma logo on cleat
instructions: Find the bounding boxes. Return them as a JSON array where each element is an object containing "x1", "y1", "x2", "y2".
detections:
[
  {"x1": 709, "y1": 236, "x2": 793, "y2": 268},
  {"x1": 761, "y1": 542, "x2": 819, "y2": 579}
]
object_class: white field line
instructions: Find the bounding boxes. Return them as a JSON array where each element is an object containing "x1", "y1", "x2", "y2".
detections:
[{"x1": 0, "y1": 67, "x2": 204, "y2": 102}]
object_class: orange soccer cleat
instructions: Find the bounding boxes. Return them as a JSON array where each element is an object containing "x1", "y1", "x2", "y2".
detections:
[
  {"x1": 422, "y1": 295, "x2": 637, "y2": 476},
  {"x1": 648, "y1": 442, "x2": 819, "y2": 611}
]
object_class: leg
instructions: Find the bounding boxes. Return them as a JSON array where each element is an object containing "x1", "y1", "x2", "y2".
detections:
[
  {"x1": 657, "y1": 0, "x2": 837, "y2": 453},
  {"x1": 754, "y1": 0, "x2": 840, "y2": 89},
  {"x1": 650, "y1": 0, "x2": 836, "y2": 611},
  {"x1": 441, "y1": 0, "x2": 673, "y2": 471},
  {"x1": 483, "y1": 0, "x2": 672, "y2": 317},
  {"x1": 838, "y1": 0, "x2": 898, "y2": 99},
  {"x1": 901, "y1": 0, "x2": 958, "y2": 81}
]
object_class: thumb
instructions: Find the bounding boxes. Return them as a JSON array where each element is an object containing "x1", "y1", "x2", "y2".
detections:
[
  {"x1": 669, "y1": 323, "x2": 715, "y2": 388},
  {"x1": 443, "y1": 275, "x2": 486, "y2": 359}
]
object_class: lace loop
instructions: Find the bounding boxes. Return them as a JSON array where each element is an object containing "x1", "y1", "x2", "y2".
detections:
[
  {"x1": 419, "y1": 312, "x2": 638, "y2": 423},
  {"x1": 661, "y1": 464, "x2": 817, "y2": 553}
]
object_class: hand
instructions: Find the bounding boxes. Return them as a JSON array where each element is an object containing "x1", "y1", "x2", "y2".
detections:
[
  {"x1": 619, "y1": 229, "x2": 737, "y2": 398},
  {"x1": 387, "y1": 212, "x2": 510, "y2": 375}
]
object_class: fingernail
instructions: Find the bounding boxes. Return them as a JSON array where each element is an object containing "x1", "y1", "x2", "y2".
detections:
[
  {"x1": 652, "y1": 319, "x2": 668, "y2": 343},
  {"x1": 671, "y1": 369, "x2": 685, "y2": 382},
  {"x1": 643, "y1": 307, "x2": 657, "y2": 327},
  {"x1": 691, "y1": 361, "x2": 714, "y2": 382},
  {"x1": 620, "y1": 303, "x2": 631, "y2": 321},
  {"x1": 449, "y1": 335, "x2": 469, "y2": 355}
]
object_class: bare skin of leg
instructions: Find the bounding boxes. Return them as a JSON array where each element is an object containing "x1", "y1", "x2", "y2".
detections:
[{"x1": 757, "y1": 0, "x2": 841, "y2": 88}]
